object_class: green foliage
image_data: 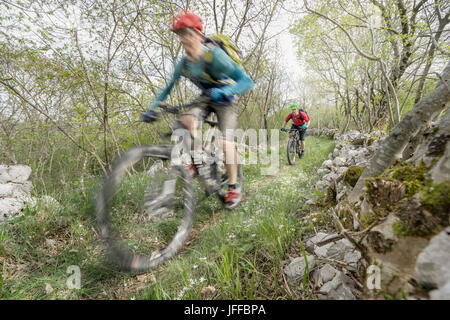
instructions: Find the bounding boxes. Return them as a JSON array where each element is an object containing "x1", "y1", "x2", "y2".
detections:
[
  {"x1": 299, "y1": 238, "x2": 310, "y2": 293},
  {"x1": 303, "y1": 211, "x2": 332, "y2": 227}
]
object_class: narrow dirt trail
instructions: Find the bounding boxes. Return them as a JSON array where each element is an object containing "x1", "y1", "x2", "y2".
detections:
[
  {"x1": 114, "y1": 151, "x2": 301, "y2": 298},
  {"x1": 99, "y1": 136, "x2": 334, "y2": 299}
]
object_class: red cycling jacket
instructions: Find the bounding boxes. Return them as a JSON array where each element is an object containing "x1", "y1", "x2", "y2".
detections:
[{"x1": 285, "y1": 110, "x2": 310, "y2": 126}]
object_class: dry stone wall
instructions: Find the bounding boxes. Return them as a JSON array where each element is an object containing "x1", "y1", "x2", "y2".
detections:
[
  {"x1": 0, "y1": 164, "x2": 58, "y2": 224},
  {"x1": 0, "y1": 165, "x2": 34, "y2": 223}
]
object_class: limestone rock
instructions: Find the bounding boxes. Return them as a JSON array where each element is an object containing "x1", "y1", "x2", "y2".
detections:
[
  {"x1": 305, "y1": 232, "x2": 337, "y2": 252},
  {"x1": 0, "y1": 165, "x2": 32, "y2": 184},
  {"x1": 366, "y1": 213, "x2": 399, "y2": 254},
  {"x1": 317, "y1": 168, "x2": 331, "y2": 175},
  {"x1": 318, "y1": 271, "x2": 356, "y2": 300},
  {"x1": 326, "y1": 238, "x2": 355, "y2": 260},
  {"x1": 313, "y1": 264, "x2": 339, "y2": 284},
  {"x1": 332, "y1": 149, "x2": 340, "y2": 159},
  {"x1": 284, "y1": 255, "x2": 316, "y2": 284},
  {"x1": 323, "y1": 173, "x2": 339, "y2": 184},
  {"x1": 336, "y1": 185, "x2": 348, "y2": 202},
  {"x1": 333, "y1": 166, "x2": 348, "y2": 176},
  {"x1": 315, "y1": 180, "x2": 329, "y2": 192},
  {"x1": 429, "y1": 141, "x2": 450, "y2": 184},
  {"x1": 322, "y1": 160, "x2": 333, "y2": 170},
  {"x1": 0, "y1": 197, "x2": 25, "y2": 222},
  {"x1": 344, "y1": 251, "x2": 362, "y2": 271},
  {"x1": 314, "y1": 242, "x2": 334, "y2": 258},
  {"x1": 344, "y1": 251, "x2": 362, "y2": 264},
  {"x1": 333, "y1": 157, "x2": 346, "y2": 167},
  {"x1": 415, "y1": 227, "x2": 450, "y2": 289},
  {"x1": 429, "y1": 281, "x2": 450, "y2": 300}
]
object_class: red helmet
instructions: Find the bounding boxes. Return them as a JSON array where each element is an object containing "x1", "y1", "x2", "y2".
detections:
[{"x1": 171, "y1": 10, "x2": 203, "y2": 33}]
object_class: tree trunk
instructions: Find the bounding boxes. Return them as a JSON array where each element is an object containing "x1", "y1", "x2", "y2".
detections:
[
  {"x1": 341, "y1": 89, "x2": 351, "y2": 134},
  {"x1": 348, "y1": 62, "x2": 450, "y2": 203}
]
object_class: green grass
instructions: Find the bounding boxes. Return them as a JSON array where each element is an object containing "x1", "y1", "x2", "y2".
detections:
[{"x1": 0, "y1": 135, "x2": 334, "y2": 300}]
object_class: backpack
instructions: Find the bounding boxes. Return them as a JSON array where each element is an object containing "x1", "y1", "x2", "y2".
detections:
[
  {"x1": 292, "y1": 108, "x2": 307, "y2": 121},
  {"x1": 204, "y1": 34, "x2": 243, "y2": 69},
  {"x1": 182, "y1": 34, "x2": 243, "y2": 85}
]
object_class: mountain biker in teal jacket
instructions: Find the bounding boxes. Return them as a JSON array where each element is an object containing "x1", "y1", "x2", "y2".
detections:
[{"x1": 142, "y1": 10, "x2": 253, "y2": 210}]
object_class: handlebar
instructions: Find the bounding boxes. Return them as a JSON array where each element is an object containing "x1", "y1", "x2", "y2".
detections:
[
  {"x1": 143, "y1": 103, "x2": 219, "y2": 128},
  {"x1": 158, "y1": 104, "x2": 180, "y2": 114}
]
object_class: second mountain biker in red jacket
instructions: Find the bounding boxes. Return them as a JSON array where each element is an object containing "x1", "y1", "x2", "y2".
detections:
[{"x1": 281, "y1": 105, "x2": 310, "y2": 156}]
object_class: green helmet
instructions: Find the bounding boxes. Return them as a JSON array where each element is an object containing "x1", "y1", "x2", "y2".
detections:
[{"x1": 290, "y1": 104, "x2": 299, "y2": 110}]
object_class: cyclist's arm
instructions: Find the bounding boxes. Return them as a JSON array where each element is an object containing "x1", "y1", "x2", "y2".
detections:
[
  {"x1": 148, "y1": 59, "x2": 184, "y2": 109},
  {"x1": 283, "y1": 113, "x2": 292, "y2": 127},
  {"x1": 304, "y1": 112, "x2": 311, "y2": 128},
  {"x1": 210, "y1": 48, "x2": 253, "y2": 96}
]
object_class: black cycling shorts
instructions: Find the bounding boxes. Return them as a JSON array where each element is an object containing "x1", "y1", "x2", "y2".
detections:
[{"x1": 290, "y1": 125, "x2": 307, "y2": 141}]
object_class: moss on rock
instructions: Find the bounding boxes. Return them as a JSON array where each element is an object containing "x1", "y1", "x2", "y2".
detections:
[
  {"x1": 367, "y1": 134, "x2": 381, "y2": 146},
  {"x1": 381, "y1": 161, "x2": 428, "y2": 197},
  {"x1": 421, "y1": 181, "x2": 450, "y2": 225},
  {"x1": 342, "y1": 166, "x2": 365, "y2": 187},
  {"x1": 392, "y1": 220, "x2": 409, "y2": 237},
  {"x1": 360, "y1": 210, "x2": 387, "y2": 230},
  {"x1": 392, "y1": 181, "x2": 449, "y2": 238}
]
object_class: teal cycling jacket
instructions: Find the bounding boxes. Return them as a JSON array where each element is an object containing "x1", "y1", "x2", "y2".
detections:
[{"x1": 149, "y1": 45, "x2": 253, "y2": 109}]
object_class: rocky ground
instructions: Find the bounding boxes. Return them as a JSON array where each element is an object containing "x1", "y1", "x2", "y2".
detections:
[
  {"x1": 283, "y1": 232, "x2": 364, "y2": 300},
  {"x1": 286, "y1": 121, "x2": 449, "y2": 300},
  {"x1": 282, "y1": 130, "x2": 383, "y2": 300}
]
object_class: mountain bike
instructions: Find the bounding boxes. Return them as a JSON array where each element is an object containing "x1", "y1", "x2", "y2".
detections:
[
  {"x1": 283, "y1": 127, "x2": 304, "y2": 165},
  {"x1": 94, "y1": 104, "x2": 243, "y2": 273}
]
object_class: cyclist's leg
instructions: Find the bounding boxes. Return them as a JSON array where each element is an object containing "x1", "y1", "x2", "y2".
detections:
[
  {"x1": 180, "y1": 96, "x2": 211, "y2": 155},
  {"x1": 211, "y1": 98, "x2": 242, "y2": 209},
  {"x1": 212, "y1": 99, "x2": 239, "y2": 185},
  {"x1": 299, "y1": 127, "x2": 306, "y2": 151}
]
